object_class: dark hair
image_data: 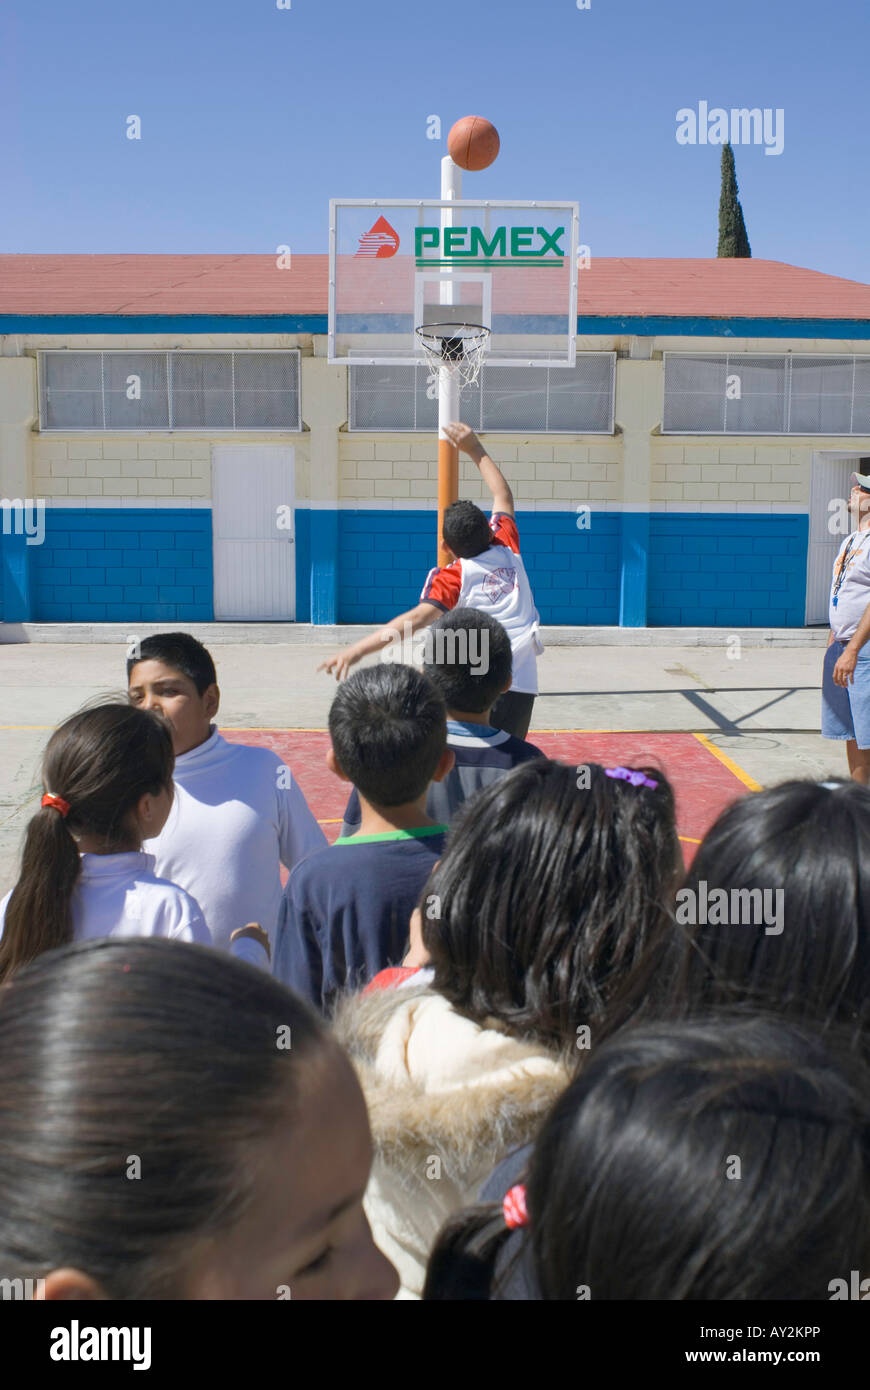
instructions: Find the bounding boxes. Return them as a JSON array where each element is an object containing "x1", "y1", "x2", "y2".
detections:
[
  {"x1": 602, "y1": 779, "x2": 870, "y2": 1050},
  {"x1": 442, "y1": 500, "x2": 492, "y2": 559},
  {"x1": 126, "y1": 631, "x2": 217, "y2": 695},
  {"x1": 0, "y1": 938, "x2": 332, "y2": 1298},
  {"x1": 0, "y1": 704, "x2": 175, "y2": 984},
  {"x1": 425, "y1": 1014, "x2": 870, "y2": 1300},
  {"x1": 422, "y1": 608, "x2": 512, "y2": 714},
  {"x1": 421, "y1": 759, "x2": 681, "y2": 1050},
  {"x1": 328, "y1": 663, "x2": 447, "y2": 808}
]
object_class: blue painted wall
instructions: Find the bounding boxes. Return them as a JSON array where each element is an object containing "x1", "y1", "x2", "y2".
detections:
[
  {"x1": 336, "y1": 509, "x2": 622, "y2": 625},
  {"x1": 31, "y1": 509, "x2": 214, "y2": 622},
  {"x1": 294, "y1": 507, "x2": 311, "y2": 624},
  {"x1": 647, "y1": 514, "x2": 809, "y2": 626},
  {"x1": 3, "y1": 506, "x2": 810, "y2": 628}
]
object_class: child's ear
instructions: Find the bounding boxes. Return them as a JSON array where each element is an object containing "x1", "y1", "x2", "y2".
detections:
[
  {"x1": 500, "y1": 675, "x2": 513, "y2": 694},
  {"x1": 326, "y1": 745, "x2": 351, "y2": 783},
  {"x1": 204, "y1": 683, "x2": 220, "y2": 718},
  {"x1": 431, "y1": 748, "x2": 455, "y2": 784},
  {"x1": 134, "y1": 790, "x2": 162, "y2": 832},
  {"x1": 38, "y1": 1268, "x2": 107, "y2": 1301}
]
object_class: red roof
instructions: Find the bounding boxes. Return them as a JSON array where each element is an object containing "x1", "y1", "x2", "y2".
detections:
[{"x1": 1, "y1": 254, "x2": 869, "y2": 319}]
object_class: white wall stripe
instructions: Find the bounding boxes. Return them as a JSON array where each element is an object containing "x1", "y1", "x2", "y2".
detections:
[
  {"x1": 45, "y1": 497, "x2": 212, "y2": 509},
  {"x1": 39, "y1": 497, "x2": 810, "y2": 515}
]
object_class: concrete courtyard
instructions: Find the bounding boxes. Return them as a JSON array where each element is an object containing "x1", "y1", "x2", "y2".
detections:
[{"x1": 0, "y1": 624, "x2": 841, "y2": 895}]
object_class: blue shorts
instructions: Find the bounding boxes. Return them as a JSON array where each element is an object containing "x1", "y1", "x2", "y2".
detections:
[{"x1": 821, "y1": 640, "x2": 870, "y2": 748}]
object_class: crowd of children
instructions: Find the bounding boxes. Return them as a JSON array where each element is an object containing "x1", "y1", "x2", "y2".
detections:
[{"x1": 1, "y1": 438, "x2": 870, "y2": 1300}]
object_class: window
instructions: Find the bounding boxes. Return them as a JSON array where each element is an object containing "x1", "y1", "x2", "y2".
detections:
[
  {"x1": 38, "y1": 351, "x2": 301, "y2": 431},
  {"x1": 348, "y1": 354, "x2": 615, "y2": 433},
  {"x1": 663, "y1": 353, "x2": 870, "y2": 435}
]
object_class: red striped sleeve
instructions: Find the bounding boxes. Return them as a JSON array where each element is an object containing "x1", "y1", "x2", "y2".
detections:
[
  {"x1": 420, "y1": 560, "x2": 462, "y2": 611},
  {"x1": 490, "y1": 512, "x2": 521, "y2": 554}
]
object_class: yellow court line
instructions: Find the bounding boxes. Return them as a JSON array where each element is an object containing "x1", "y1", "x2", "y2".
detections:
[
  {"x1": 691, "y1": 732, "x2": 762, "y2": 792},
  {"x1": 316, "y1": 823, "x2": 706, "y2": 839}
]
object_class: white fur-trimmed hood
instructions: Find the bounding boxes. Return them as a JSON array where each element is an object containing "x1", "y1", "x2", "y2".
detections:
[{"x1": 333, "y1": 984, "x2": 572, "y2": 1188}]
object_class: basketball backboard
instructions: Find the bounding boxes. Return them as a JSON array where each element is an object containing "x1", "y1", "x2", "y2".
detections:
[{"x1": 328, "y1": 200, "x2": 580, "y2": 369}]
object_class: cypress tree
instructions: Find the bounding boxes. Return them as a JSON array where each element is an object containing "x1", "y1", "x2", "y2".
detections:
[{"x1": 717, "y1": 143, "x2": 751, "y2": 257}]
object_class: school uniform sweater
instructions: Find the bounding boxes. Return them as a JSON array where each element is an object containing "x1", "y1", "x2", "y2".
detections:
[
  {"x1": 338, "y1": 720, "x2": 546, "y2": 837},
  {"x1": 272, "y1": 826, "x2": 447, "y2": 1014},
  {"x1": 0, "y1": 851, "x2": 211, "y2": 945},
  {"x1": 144, "y1": 726, "x2": 326, "y2": 952}
]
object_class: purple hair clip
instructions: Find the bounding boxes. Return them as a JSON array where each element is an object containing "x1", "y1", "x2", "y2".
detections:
[{"x1": 604, "y1": 766, "x2": 659, "y2": 791}]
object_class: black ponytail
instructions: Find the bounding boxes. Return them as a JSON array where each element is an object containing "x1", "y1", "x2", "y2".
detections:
[
  {"x1": 0, "y1": 704, "x2": 174, "y2": 983},
  {"x1": 422, "y1": 1205, "x2": 515, "y2": 1300}
]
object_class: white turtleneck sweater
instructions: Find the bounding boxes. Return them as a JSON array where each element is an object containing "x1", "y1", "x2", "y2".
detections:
[{"x1": 145, "y1": 726, "x2": 326, "y2": 952}]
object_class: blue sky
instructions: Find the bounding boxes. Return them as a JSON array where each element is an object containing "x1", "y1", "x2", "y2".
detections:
[{"x1": 2, "y1": 0, "x2": 868, "y2": 282}]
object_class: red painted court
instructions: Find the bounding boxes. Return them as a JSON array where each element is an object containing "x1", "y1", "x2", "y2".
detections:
[{"x1": 223, "y1": 729, "x2": 759, "y2": 869}]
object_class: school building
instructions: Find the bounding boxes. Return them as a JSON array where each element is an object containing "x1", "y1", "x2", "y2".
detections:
[{"x1": 1, "y1": 253, "x2": 870, "y2": 631}]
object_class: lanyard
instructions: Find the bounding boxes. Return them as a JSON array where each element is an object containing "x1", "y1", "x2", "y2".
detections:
[{"x1": 833, "y1": 533, "x2": 866, "y2": 607}]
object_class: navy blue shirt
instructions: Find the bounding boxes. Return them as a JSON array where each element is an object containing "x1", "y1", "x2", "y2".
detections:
[
  {"x1": 272, "y1": 826, "x2": 447, "y2": 1014},
  {"x1": 338, "y1": 721, "x2": 546, "y2": 837}
]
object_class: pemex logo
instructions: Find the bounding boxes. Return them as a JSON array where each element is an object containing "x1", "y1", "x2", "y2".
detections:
[{"x1": 355, "y1": 216, "x2": 400, "y2": 258}]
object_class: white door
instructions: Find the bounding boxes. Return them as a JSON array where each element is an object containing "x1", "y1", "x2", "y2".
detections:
[
  {"x1": 805, "y1": 452, "x2": 860, "y2": 624},
  {"x1": 212, "y1": 446, "x2": 295, "y2": 620}
]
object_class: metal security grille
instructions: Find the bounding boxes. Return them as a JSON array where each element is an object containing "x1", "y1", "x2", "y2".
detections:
[
  {"x1": 663, "y1": 353, "x2": 870, "y2": 435},
  {"x1": 349, "y1": 354, "x2": 615, "y2": 433},
  {"x1": 38, "y1": 351, "x2": 301, "y2": 431}
]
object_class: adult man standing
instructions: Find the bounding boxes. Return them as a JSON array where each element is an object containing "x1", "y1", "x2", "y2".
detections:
[{"x1": 822, "y1": 463, "x2": 870, "y2": 783}]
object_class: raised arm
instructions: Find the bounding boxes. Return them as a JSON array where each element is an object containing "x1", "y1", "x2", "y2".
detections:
[
  {"x1": 442, "y1": 422, "x2": 515, "y2": 518},
  {"x1": 318, "y1": 601, "x2": 442, "y2": 681}
]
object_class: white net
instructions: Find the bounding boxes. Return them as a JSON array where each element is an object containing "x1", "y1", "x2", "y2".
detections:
[{"x1": 415, "y1": 323, "x2": 491, "y2": 391}]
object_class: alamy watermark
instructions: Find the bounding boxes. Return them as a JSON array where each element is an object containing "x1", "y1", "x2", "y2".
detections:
[
  {"x1": 675, "y1": 881, "x2": 784, "y2": 935},
  {"x1": 676, "y1": 102, "x2": 784, "y2": 156},
  {"x1": 829, "y1": 1270, "x2": 870, "y2": 1299},
  {"x1": 380, "y1": 620, "x2": 490, "y2": 675},
  {"x1": 1, "y1": 1276, "x2": 46, "y2": 1299},
  {"x1": 1, "y1": 498, "x2": 45, "y2": 546},
  {"x1": 50, "y1": 1322, "x2": 151, "y2": 1370}
]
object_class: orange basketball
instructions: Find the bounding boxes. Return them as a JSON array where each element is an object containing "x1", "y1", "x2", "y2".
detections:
[{"x1": 447, "y1": 116, "x2": 501, "y2": 172}]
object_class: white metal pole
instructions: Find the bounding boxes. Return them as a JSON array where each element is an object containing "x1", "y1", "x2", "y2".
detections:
[{"x1": 437, "y1": 155, "x2": 462, "y2": 565}]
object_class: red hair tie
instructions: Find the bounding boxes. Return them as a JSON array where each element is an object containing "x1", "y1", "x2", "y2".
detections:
[
  {"x1": 41, "y1": 793, "x2": 70, "y2": 818},
  {"x1": 503, "y1": 1184, "x2": 528, "y2": 1229}
]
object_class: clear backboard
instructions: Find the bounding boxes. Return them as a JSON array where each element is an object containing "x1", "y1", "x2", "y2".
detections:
[{"x1": 328, "y1": 200, "x2": 580, "y2": 369}]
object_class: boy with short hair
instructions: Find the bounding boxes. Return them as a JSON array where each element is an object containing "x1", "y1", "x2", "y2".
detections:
[
  {"x1": 320, "y1": 423, "x2": 543, "y2": 740},
  {"x1": 337, "y1": 609, "x2": 545, "y2": 837},
  {"x1": 127, "y1": 632, "x2": 326, "y2": 957},
  {"x1": 272, "y1": 663, "x2": 454, "y2": 1014}
]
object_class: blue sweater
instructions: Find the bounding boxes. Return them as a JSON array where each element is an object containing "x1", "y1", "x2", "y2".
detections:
[{"x1": 272, "y1": 825, "x2": 447, "y2": 1014}]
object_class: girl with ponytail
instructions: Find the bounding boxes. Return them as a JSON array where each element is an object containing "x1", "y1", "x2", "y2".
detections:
[{"x1": 0, "y1": 703, "x2": 210, "y2": 982}]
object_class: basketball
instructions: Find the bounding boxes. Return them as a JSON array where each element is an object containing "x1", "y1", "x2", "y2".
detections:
[{"x1": 447, "y1": 116, "x2": 500, "y2": 172}]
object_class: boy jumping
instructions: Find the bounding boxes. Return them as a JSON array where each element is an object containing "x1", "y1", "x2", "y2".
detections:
[{"x1": 320, "y1": 423, "x2": 543, "y2": 739}]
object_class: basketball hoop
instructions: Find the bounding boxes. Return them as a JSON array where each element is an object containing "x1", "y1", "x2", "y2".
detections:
[{"x1": 415, "y1": 322, "x2": 491, "y2": 389}]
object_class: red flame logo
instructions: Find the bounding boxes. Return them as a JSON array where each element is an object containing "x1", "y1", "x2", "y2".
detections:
[{"x1": 355, "y1": 216, "x2": 400, "y2": 258}]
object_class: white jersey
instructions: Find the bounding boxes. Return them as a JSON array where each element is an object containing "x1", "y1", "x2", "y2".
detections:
[{"x1": 421, "y1": 512, "x2": 543, "y2": 694}]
